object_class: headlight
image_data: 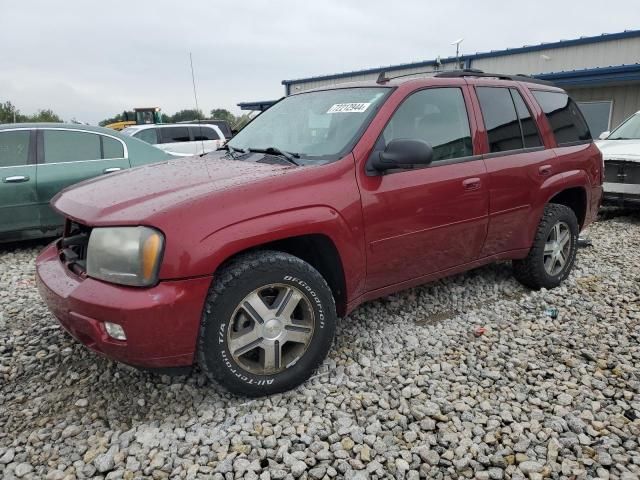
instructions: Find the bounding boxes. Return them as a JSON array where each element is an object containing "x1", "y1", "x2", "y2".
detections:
[{"x1": 86, "y1": 227, "x2": 164, "y2": 287}]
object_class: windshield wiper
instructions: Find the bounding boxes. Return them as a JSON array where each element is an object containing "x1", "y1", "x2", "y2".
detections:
[
  {"x1": 248, "y1": 147, "x2": 300, "y2": 165},
  {"x1": 215, "y1": 144, "x2": 247, "y2": 157}
]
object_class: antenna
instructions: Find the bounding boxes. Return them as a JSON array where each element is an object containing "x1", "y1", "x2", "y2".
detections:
[{"x1": 189, "y1": 52, "x2": 205, "y2": 154}]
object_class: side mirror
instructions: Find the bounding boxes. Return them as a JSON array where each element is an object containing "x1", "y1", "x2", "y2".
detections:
[
  {"x1": 371, "y1": 139, "x2": 433, "y2": 172},
  {"x1": 599, "y1": 131, "x2": 610, "y2": 140}
]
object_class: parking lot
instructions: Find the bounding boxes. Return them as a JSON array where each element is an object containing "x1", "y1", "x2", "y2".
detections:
[{"x1": 0, "y1": 209, "x2": 638, "y2": 480}]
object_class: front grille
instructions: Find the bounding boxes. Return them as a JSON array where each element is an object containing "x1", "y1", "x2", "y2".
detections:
[
  {"x1": 605, "y1": 161, "x2": 640, "y2": 184},
  {"x1": 58, "y1": 219, "x2": 91, "y2": 275}
]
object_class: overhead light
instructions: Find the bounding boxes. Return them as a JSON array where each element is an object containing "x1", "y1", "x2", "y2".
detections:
[{"x1": 540, "y1": 54, "x2": 551, "y2": 61}]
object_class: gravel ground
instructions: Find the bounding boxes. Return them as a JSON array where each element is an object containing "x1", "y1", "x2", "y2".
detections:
[{"x1": 0, "y1": 210, "x2": 639, "y2": 480}]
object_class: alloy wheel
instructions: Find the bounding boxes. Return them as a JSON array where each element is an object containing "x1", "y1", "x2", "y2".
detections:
[
  {"x1": 227, "y1": 283, "x2": 315, "y2": 375},
  {"x1": 543, "y1": 221, "x2": 571, "y2": 276}
]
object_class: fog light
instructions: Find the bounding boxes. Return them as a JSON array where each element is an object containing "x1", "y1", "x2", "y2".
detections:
[{"x1": 104, "y1": 322, "x2": 127, "y2": 341}]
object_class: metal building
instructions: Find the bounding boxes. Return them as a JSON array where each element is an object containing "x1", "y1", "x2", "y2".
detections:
[{"x1": 246, "y1": 30, "x2": 640, "y2": 137}]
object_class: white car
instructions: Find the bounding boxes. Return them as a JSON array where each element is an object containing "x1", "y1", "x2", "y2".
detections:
[
  {"x1": 596, "y1": 111, "x2": 640, "y2": 206},
  {"x1": 120, "y1": 124, "x2": 226, "y2": 156}
]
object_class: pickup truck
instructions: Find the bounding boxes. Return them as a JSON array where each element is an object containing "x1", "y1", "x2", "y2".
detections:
[{"x1": 36, "y1": 70, "x2": 603, "y2": 397}]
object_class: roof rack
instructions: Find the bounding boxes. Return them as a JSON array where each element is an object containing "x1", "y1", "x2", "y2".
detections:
[{"x1": 435, "y1": 69, "x2": 555, "y2": 86}]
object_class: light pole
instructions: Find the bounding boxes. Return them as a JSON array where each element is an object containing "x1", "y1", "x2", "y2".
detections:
[{"x1": 451, "y1": 38, "x2": 464, "y2": 69}]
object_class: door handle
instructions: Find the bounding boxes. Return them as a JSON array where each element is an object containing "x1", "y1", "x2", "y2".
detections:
[
  {"x1": 538, "y1": 165, "x2": 552, "y2": 176},
  {"x1": 462, "y1": 177, "x2": 481, "y2": 191},
  {"x1": 103, "y1": 167, "x2": 122, "y2": 174},
  {"x1": 2, "y1": 175, "x2": 30, "y2": 183}
]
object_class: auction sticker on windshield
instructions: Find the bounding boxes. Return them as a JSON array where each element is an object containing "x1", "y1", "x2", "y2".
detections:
[{"x1": 327, "y1": 103, "x2": 371, "y2": 113}]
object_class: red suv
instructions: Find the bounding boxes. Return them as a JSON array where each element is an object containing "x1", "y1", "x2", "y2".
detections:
[{"x1": 36, "y1": 70, "x2": 603, "y2": 396}]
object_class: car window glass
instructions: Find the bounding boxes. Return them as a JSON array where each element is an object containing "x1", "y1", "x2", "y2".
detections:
[
  {"x1": 160, "y1": 127, "x2": 190, "y2": 143},
  {"x1": 228, "y1": 87, "x2": 390, "y2": 161},
  {"x1": 477, "y1": 87, "x2": 523, "y2": 153},
  {"x1": 606, "y1": 113, "x2": 640, "y2": 140},
  {"x1": 134, "y1": 128, "x2": 158, "y2": 144},
  {"x1": 102, "y1": 136, "x2": 125, "y2": 159},
  {"x1": 510, "y1": 89, "x2": 543, "y2": 148},
  {"x1": 0, "y1": 130, "x2": 30, "y2": 167},
  {"x1": 190, "y1": 126, "x2": 219, "y2": 141},
  {"x1": 43, "y1": 130, "x2": 101, "y2": 163},
  {"x1": 381, "y1": 87, "x2": 472, "y2": 162},
  {"x1": 531, "y1": 90, "x2": 591, "y2": 145}
]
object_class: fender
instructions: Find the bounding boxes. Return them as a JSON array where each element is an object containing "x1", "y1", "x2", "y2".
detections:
[
  {"x1": 160, "y1": 205, "x2": 366, "y2": 304},
  {"x1": 526, "y1": 169, "x2": 590, "y2": 244}
]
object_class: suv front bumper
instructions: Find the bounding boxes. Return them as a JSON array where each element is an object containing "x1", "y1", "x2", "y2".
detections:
[
  {"x1": 36, "y1": 242, "x2": 212, "y2": 369},
  {"x1": 603, "y1": 182, "x2": 640, "y2": 206}
]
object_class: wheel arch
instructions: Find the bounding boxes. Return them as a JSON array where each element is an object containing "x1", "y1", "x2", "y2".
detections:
[
  {"x1": 544, "y1": 170, "x2": 590, "y2": 228},
  {"x1": 176, "y1": 206, "x2": 363, "y2": 317},
  {"x1": 216, "y1": 233, "x2": 349, "y2": 316}
]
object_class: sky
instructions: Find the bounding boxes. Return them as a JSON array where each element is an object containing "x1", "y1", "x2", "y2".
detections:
[{"x1": 1, "y1": 0, "x2": 639, "y2": 124}]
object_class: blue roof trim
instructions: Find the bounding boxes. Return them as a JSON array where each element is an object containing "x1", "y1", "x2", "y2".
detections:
[
  {"x1": 282, "y1": 30, "x2": 640, "y2": 85},
  {"x1": 534, "y1": 64, "x2": 640, "y2": 86}
]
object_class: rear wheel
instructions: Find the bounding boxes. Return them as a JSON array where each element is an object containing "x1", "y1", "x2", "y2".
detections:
[
  {"x1": 513, "y1": 203, "x2": 579, "y2": 289},
  {"x1": 197, "y1": 250, "x2": 336, "y2": 397}
]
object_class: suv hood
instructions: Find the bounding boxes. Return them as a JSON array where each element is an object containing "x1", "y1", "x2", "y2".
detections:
[
  {"x1": 53, "y1": 153, "x2": 292, "y2": 224},
  {"x1": 596, "y1": 139, "x2": 640, "y2": 163}
]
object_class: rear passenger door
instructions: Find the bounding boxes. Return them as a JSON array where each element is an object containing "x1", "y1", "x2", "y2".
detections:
[
  {"x1": 36, "y1": 129, "x2": 130, "y2": 232},
  {"x1": 158, "y1": 126, "x2": 195, "y2": 156},
  {"x1": 0, "y1": 129, "x2": 39, "y2": 239},
  {"x1": 472, "y1": 85, "x2": 556, "y2": 256}
]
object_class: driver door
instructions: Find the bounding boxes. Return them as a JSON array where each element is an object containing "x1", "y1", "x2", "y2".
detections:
[{"x1": 358, "y1": 86, "x2": 489, "y2": 292}]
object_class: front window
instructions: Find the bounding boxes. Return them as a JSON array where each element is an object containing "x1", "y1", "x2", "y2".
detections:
[
  {"x1": 228, "y1": 87, "x2": 391, "y2": 162},
  {"x1": 608, "y1": 113, "x2": 640, "y2": 140}
]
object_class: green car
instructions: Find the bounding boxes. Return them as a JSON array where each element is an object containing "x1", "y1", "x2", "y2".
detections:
[{"x1": 0, "y1": 123, "x2": 174, "y2": 243}]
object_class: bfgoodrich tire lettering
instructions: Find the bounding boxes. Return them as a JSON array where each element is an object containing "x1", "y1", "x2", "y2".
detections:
[
  {"x1": 197, "y1": 250, "x2": 336, "y2": 397},
  {"x1": 513, "y1": 203, "x2": 579, "y2": 289}
]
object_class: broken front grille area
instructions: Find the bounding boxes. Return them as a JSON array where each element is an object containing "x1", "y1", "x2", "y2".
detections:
[
  {"x1": 605, "y1": 161, "x2": 640, "y2": 184},
  {"x1": 58, "y1": 219, "x2": 91, "y2": 276}
]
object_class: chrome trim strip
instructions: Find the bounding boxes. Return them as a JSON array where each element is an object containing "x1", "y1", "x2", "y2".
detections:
[{"x1": 36, "y1": 157, "x2": 127, "y2": 166}]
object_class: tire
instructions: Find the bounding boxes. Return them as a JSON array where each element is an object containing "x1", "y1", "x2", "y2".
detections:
[
  {"x1": 513, "y1": 203, "x2": 579, "y2": 290},
  {"x1": 197, "y1": 250, "x2": 337, "y2": 397}
]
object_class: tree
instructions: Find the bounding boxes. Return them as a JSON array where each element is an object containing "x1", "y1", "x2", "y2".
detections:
[
  {"x1": 168, "y1": 109, "x2": 203, "y2": 123},
  {"x1": 233, "y1": 113, "x2": 252, "y2": 130},
  {"x1": 29, "y1": 109, "x2": 62, "y2": 123},
  {"x1": 0, "y1": 101, "x2": 26, "y2": 123},
  {"x1": 210, "y1": 108, "x2": 235, "y2": 124}
]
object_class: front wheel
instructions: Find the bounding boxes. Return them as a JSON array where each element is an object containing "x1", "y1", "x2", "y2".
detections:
[
  {"x1": 197, "y1": 251, "x2": 336, "y2": 397},
  {"x1": 513, "y1": 203, "x2": 579, "y2": 289}
]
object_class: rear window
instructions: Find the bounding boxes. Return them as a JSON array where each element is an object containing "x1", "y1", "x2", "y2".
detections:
[
  {"x1": 43, "y1": 130, "x2": 101, "y2": 163},
  {"x1": 134, "y1": 128, "x2": 159, "y2": 145},
  {"x1": 531, "y1": 90, "x2": 591, "y2": 146},
  {"x1": 102, "y1": 135, "x2": 125, "y2": 158},
  {"x1": 160, "y1": 127, "x2": 190, "y2": 143},
  {"x1": 190, "y1": 126, "x2": 219, "y2": 141},
  {"x1": 476, "y1": 87, "x2": 523, "y2": 153},
  {"x1": 0, "y1": 130, "x2": 30, "y2": 167}
]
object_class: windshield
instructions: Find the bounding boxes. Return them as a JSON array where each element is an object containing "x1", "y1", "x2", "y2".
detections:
[
  {"x1": 228, "y1": 87, "x2": 390, "y2": 162},
  {"x1": 608, "y1": 113, "x2": 640, "y2": 140}
]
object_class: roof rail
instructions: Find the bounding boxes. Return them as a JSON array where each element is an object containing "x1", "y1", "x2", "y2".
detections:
[
  {"x1": 376, "y1": 67, "x2": 483, "y2": 84},
  {"x1": 435, "y1": 69, "x2": 555, "y2": 86}
]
